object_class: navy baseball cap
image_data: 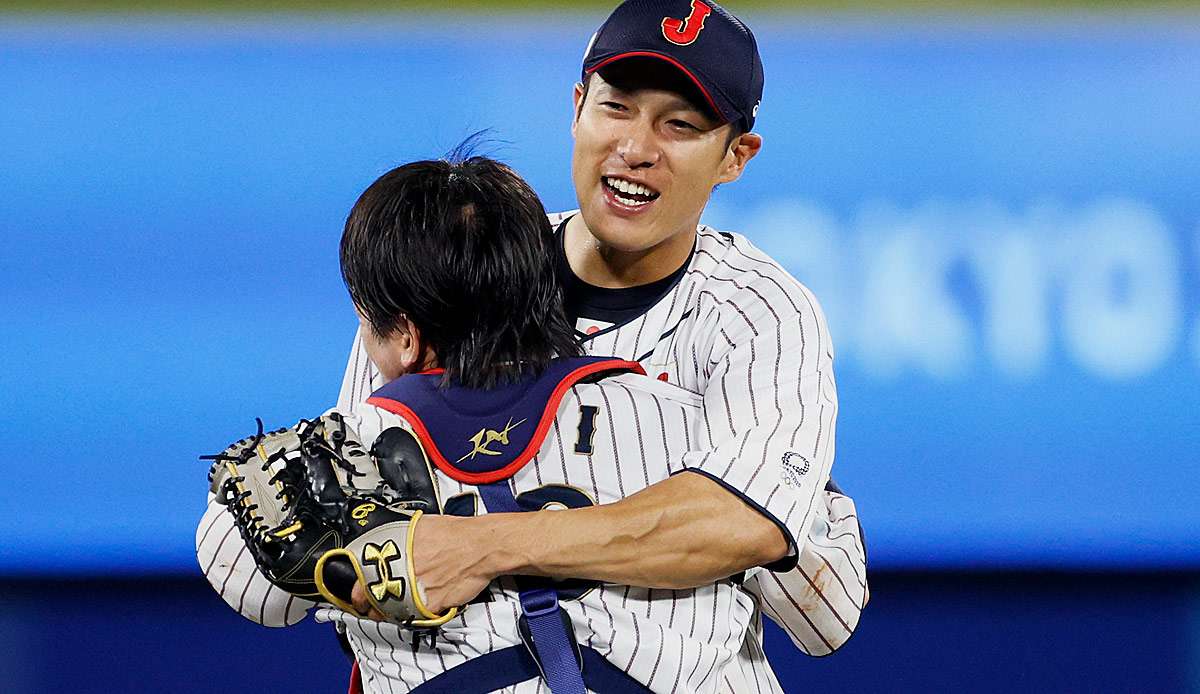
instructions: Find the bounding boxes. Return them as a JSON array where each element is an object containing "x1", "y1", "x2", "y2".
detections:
[{"x1": 582, "y1": 0, "x2": 764, "y2": 132}]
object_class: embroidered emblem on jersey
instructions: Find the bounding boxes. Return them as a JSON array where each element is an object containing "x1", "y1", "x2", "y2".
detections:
[
  {"x1": 575, "y1": 317, "x2": 614, "y2": 340},
  {"x1": 662, "y1": 0, "x2": 712, "y2": 46},
  {"x1": 781, "y1": 451, "x2": 810, "y2": 488},
  {"x1": 457, "y1": 417, "x2": 527, "y2": 463},
  {"x1": 646, "y1": 360, "x2": 701, "y2": 396},
  {"x1": 574, "y1": 405, "x2": 600, "y2": 455},
  {"x1": 363, "y1": 541, "x2": 407, "y2": 602}
]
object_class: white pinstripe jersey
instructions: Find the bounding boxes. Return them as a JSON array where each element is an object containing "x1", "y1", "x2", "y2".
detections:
[
  {"x1": 331, "y1": 215, "x2": 869, "y2": 689},
  {"x1": 203, "y1": 370, "x2": 764, "y2": 694},
  {"x1": 551, "y1": 214, "x2": 869, "y2": 687},
  {"x1": 197, "y1": 216, "x2": 868, "y2": 693}
]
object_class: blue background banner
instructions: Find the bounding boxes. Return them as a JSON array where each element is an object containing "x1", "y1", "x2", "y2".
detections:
[{"x1": 1, "y1": 15, "x2": 1198, "y2": 574}]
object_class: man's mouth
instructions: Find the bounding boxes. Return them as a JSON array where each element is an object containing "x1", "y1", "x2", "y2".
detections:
[{"x1": 602, "y1": 176, "x2": 661, "y2": 207}]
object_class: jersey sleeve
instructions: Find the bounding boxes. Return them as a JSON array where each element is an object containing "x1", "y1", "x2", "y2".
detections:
[
  {"x1": 337, "y1": 328, "x2": 384, "y2": 411},
  {"x1": 676, "y1": 275, "x2": 838, "y2": 572},
  {"x1": 196, "y1": 493, "x2": 316, "y2": 627},
  {"x1": 743, "y1": 487, "x2": 868, "y2": 655}
]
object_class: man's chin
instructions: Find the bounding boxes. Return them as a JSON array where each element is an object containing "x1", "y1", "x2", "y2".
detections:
[{"x1": 585, "y1": 214, "x2": 660, "y2": 253}]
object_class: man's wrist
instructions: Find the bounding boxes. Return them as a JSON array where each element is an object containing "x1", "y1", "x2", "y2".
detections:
[{"x1": 455, "y1": 511, "x2": 537, "y2": 580}]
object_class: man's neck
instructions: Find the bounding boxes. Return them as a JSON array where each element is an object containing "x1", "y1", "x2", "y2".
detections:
[{"x1": 563, "y1": 214, "x2": 697, "y2": 289}]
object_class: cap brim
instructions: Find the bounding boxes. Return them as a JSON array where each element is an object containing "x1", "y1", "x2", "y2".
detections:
[{"x1": 585, "y1": 51, "x2": 731, "y2": 126}]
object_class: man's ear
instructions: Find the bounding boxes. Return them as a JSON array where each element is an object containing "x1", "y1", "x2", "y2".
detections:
[
  {"x1": 395, "y1": 316, "x2": 426, "y2": 372},
  {"x1": 716, "y1": 132, "x2": 763, "y2": 185},
  {"x1": 571, "y1": 81, "x2": 586, "y2": 137}
]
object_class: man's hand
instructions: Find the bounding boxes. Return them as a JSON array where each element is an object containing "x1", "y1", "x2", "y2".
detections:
[
  {"x1": 350, "y1": 581, "x2": 387, "y2": 621},
  {"x1": 351, "y1": 513, "x2": 499, "y2": 619}
]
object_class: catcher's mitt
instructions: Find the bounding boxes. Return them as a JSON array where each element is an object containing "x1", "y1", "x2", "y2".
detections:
[{"x1": 203, "y1": 413, "x2": 457, "y2": 628}]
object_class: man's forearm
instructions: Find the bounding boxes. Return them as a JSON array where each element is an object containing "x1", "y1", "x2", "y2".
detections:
[{"x1": 464, "y1": 471, "x2": 789, "y2": 590}]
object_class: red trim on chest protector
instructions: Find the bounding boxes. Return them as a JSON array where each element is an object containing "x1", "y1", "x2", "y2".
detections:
[{"x1": 367, "y1": 359, "x2": 645, "y2": 485}]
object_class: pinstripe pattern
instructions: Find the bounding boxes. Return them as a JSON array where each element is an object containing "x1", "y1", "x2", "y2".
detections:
[
  {"x1": 548, "y1": 215, "x2": 867, "y2": 671},
  {"x1": 745, "y1": 491, "x2": 869, "y2": 656},
  {"x1": 200, "y1": 374, "x2": 754, "y2": 693},
  {"x1": 195, "y1": 498, "x2": 315, "y2": 627},
  {"x1": 201, "y1": 214, "x2": 866, "y2": 690}
]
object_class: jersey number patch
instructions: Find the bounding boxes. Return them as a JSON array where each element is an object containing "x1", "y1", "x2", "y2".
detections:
[{"x1": 574, "y1": 405, "x2": 599, "y2": 455}]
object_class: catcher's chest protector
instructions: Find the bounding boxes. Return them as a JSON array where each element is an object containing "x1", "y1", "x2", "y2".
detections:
[
  {"x1": 366, "y1": 356, "x2": 642, "y2": 486},
  {"x1": 366, "y1": 356, "x2": 652, "y2": 694}
]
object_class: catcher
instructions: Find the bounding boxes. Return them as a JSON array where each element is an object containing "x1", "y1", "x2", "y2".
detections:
[{"x1": 198, "y1": 156, "x2": 800, "y2": 693}]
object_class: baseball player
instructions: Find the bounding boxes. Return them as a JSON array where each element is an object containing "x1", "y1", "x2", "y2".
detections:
[
  {"x1": 336, "y1": 2, "x2": 868, "y2": 690},
  {"x1": 200, "y1": 154, "x2": 818, "y2": 693}
]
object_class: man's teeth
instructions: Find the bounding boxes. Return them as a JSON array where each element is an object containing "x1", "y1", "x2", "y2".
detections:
[{"x1": 604, "y1": 177, "x2": 658, "y2": 203}]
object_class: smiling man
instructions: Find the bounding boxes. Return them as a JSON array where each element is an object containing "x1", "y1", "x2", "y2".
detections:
[
  {"x1": 554, "y1": 4, "x2": 867, "y2": 680},
  {"x1": 565, "y1": 58, "x2": 760, "y2": 285}
]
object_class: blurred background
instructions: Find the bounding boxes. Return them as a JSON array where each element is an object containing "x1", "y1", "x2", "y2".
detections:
[{"x1": 1, "y1": 0, "x2": 1198, "y2": 691}]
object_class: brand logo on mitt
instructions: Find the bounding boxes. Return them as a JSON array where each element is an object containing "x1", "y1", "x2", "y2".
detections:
[
  {"x1": 351, "y1": 502, "x2": 377, "y2": 527},
  {"x1": 781, "y1": 451, "x2": 810, "y2": 488},
  {"x1": 457, "y1": 416, "x2": 527, "y2": 463},
  {"x1": 363, "y1": 540, "x2": 407, "y2": 602},
  {"x1": 662, "y1": 0, "x2": 712, "y2": 46}
]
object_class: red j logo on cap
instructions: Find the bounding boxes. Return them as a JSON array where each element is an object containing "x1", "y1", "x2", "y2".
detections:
[{"x1": 661, "y1": 0, "x2": 712, "y2": 46}]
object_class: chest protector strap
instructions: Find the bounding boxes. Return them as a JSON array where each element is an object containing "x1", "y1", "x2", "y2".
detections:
[{"x1": 478, "y1": 481, "x2": 586, "y2": 694}]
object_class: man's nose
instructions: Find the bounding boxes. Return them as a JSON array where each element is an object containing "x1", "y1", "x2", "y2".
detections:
[{"x1": 616, "y1": 120, "x2": 660, "y2": 170}]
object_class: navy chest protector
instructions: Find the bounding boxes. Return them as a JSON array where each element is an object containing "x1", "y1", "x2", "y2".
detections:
[{"x1": 368, "y1": 357, "x2": 652, "y2": 694}]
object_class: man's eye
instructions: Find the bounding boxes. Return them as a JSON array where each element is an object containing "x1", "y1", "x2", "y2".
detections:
[
  {"x1": 669, "y1": 119, "x2": 698, "y2": 131},
  {"x1": 600, "y1": 101, "x2": 627, "y2": 111}
]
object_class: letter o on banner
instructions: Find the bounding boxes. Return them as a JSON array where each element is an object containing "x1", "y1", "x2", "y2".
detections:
[{"x1": 1061, "y1": 199, "x2": 1180, "y2": 379}]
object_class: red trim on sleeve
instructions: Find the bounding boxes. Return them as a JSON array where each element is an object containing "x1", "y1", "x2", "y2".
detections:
[
  {"x1": 348, "y1": 662, "x2": 362, "y2": 694},
  {"x1": 367, "y1": 360, "x2": 645, "y2": 486}
]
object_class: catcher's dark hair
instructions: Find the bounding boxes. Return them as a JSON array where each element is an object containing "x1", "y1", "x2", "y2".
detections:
[{"x1": 340, "y1": 153, "x2": 581, "y2": 389}]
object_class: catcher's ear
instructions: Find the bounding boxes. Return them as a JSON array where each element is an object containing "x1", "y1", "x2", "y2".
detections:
[
  {"x1": 393, "y1": 317, "x2": 426, "y2": 373},
  {"x1": 359, "y1": 313, "x2": 430, "y2": 381}
]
